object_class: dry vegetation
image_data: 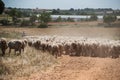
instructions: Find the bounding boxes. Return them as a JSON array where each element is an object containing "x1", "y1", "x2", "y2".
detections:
[
  {"x1": 0, "y1": 26, "x2": 120, "y2": 40},
  {"x1": 0, "y1": 46, "x2": 57, "y2": 80}
]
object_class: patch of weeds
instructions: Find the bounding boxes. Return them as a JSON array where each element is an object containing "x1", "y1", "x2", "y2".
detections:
[{"x1": 0, "y1": 31, "x2": 22, "y2": 39}]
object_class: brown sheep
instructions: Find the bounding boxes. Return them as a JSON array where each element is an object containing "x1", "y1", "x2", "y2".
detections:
[
  {"x1": 0, "y1": 38, "x2": 8, "y2": 56},
  {"x1": 64, "y1": 43, "x2": 71, "y2": 55},
  {"x1": 8, "y1": 40, "x2": 23, "y2": 55},
  {"x1": 58, "y1": 44, "x2": 64, "y2": 57},
  {"x1": 28, "y1": 40, "x2": 33, "y2": 47},
  {"x1": 33, "y1": 40, "x2": 41, "y2": 50},
  {"x1": 51, "y1": 44, "x2": 59, "y2": 58},
  {"x1": 111, "y1": 45, "x2": 120, "y2": 58}
]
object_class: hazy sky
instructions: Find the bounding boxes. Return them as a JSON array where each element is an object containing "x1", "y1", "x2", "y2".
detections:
[{"x1": 2, "y1": 0, "x2": 120, "y2": 9}]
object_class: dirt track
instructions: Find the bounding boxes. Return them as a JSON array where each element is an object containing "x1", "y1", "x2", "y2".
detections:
[{"x1": 21, "y1": 55, "x2": 120, "y2": 80}]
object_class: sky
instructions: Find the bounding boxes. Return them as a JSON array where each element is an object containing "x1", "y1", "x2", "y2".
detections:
[{"x1": 2, "y1": 0, "x2": 120, "y2": 9}]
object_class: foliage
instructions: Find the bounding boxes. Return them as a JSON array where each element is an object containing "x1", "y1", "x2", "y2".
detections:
[
  {"x1": 89, "y1": 14, "x2": 98, "y2": 21},
  {"x1": 8, "y1": 8, "x2": 22, "y2": 18},
  {"x1": 38, "y1": 12, "x2": 51, "y2": 28},
  {"x1": 103, "y1": 15, "x2": 117, "y2": 24},
  {"x1": 0, "y1": 19, "x2": 9, "y2": 25},
  {"x1": 8, "y1": 8, "x2": 22, "y2": 25},
  {"x1": 20, "y1": 20, "x2": 31, "y2": 27},
  {"x1": 38, "y1": 23, "x2": 48, "y2": 28},
  {"x1": 0, "y1": 0, "x2": 4, "y2": 14},
  {"x1": 67, "y1": 17, "x2": 74, "y2": 22},
  {"x1": 55, "y1": 16, "x2": 62, "y2": 22},
  {"x1": 39, "y1": 12, "x2": 51, "y2": 24},
  {"x1": 52, "y1": 9, "x2": 60, "y2": 15},
  {"x1": 30, "y1": 15, "x2": 37, "y2": 24},
  {"x1": 69, "y1": 8, "x2": 74, "y2": 11}
]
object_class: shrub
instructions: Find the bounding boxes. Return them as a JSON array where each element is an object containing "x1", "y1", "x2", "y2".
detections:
[
  {"x1": 20, "y1": 20, "x2": 30, "y2": 27},
  {"x1": 89, "y1": 14, "x2": 98, "y2": 21},
  {"x1": 0, "y1": 19, "x2": 9, "y2": 25},
  {"x1": 67, "y1": 17, "x2": 75, "y2": 22},
  {"x1": 103, "y1": 15, "x2": 117, "y2": 26},
  {"x1": 38, "y1": 23, "x2": 48, "y2": 28},
  {"x1": 39, "y1": 12, "x2": 51, "y2": 24}
]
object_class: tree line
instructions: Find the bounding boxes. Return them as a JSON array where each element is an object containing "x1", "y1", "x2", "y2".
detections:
[{"x1": 0, "y1": 0, "x2": 118, "y2": 28}]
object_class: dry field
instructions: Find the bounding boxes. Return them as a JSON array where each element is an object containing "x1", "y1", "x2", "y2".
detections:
[
  {"x1": 0, "y1": 26, "x2": 120, "y2": 40},
  {"x1": 0, "y1": 22, "x2": 120, "y2": 80}
]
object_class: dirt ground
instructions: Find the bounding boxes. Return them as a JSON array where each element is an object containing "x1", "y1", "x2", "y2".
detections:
[
  {"x1": 0, "y1": 27, "x2": 120, "y2": 40},
  {"x1": 17, "y1": 55, "x2": 120, "y2": 80}
]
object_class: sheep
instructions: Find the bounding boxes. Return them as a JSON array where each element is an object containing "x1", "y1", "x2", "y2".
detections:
[
  {"x1": 0, "y1": 38, "x2": 8, "y2": 56},
  {"x1": 25, "y1": 36, "x2": 120, "y2": 59},
  {"x1": 8, "y1": 39, "x2": 27, "y2": 55},
  {"x1": 51, "y1": 44, "x2": 59, "y2": 58}
]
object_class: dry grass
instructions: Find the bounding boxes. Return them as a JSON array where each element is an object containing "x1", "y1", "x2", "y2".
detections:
[
  {"x1": 0, "y1": 46, "x2": 57, "y2": 80},
  {"x1": 0, "y1": 30, "x2": 22, "y2": 39},
  {"x1": 0, "y1": 26, "x2": 120, "y2": 40}
]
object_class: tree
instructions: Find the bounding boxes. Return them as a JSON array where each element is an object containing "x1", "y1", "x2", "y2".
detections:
[
  {"x1": 52, "y1": 9, "x2": 60, "y2": 15},
  {"x1": 38, "y1": 12, "x2": 51, "y2": 28},
  {"x1": 30, "y1": 15, "x2": 37, "y2": 25},
  {"x1": 90, "y1": 14, "x2": 98, "y2": 21},
  {"x1": 8, "y1": 8, "x2": 22, "y2": 25},
  {"x1": 0, "y1": 0, "x2": 5, "y2": 14},
  {"x1": 103, "y1": 15, "x2": 117, "y2": 26},
  {"x1": 69, "y1": 8, "x2": 74, "y2": 11},
  {"x1": 55, "y1": 16, "x2": 62, "y2": 22},
  {"x1": 67, "y1": 17, "x2": 74, "y2": 22},
  {"x1": 0, "y1": 19, "x2": 9, "y2": 25}
]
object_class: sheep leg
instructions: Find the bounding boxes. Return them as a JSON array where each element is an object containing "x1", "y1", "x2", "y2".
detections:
[
  {"x1": 9, "y1": 48, "x2": 11, "y2": 56},
  {"x1": 22, "y1": 48, "x2": 24, "y2": 52},
  {"x1": 14, "y1": 49, "x2": 17, "y2": 55},
  {"x1": 19, "y1": 49, "x2": 21, "y2": 55},
  {"x1": 1, "y1": 49, "x2": 5, "y2": 56}
]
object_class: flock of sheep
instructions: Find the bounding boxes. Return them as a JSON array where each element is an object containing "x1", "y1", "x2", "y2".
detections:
[
  {"x1": 26, "y1": 36, "x2": 120, "y2": 58},
  {"x1": 0, "y1": 36, "x2": 120, "y2": 58}
]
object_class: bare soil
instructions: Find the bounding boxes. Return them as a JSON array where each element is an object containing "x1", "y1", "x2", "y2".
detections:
[
  {"x1": 1, "y1": 27, "x2": 120, "y2": 40},
  {"x1": 18, "y1": 55, "x2": 120, "y2": 80}
]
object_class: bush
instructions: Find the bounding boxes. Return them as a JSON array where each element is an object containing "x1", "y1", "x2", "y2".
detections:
[
  {"x1": 20, "y1": 20, "x2": 30, "y2": 27},
  {"x1": 0, "y1": 19, "x2": 9, "y2": 25},
  {"x1": 38, "y1": 23, "x2": 48, "y2": 28},
  {"x1": 103, "y1": 15, "x2": 117, "y2": 24},
  {"x1": 39, "y1": 12, "x2": 51, "y2": 24},
  {"x1": 67, "y1": 17, "x2": 75, "y2": 22},
  {"x1": 89, "y1": 14, "x2": 98, "y2": 21}
]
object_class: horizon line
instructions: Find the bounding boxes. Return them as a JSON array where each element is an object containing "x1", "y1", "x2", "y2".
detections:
[{"x1": 5, "y1": 7, "x2": 120, "y2": 10}]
